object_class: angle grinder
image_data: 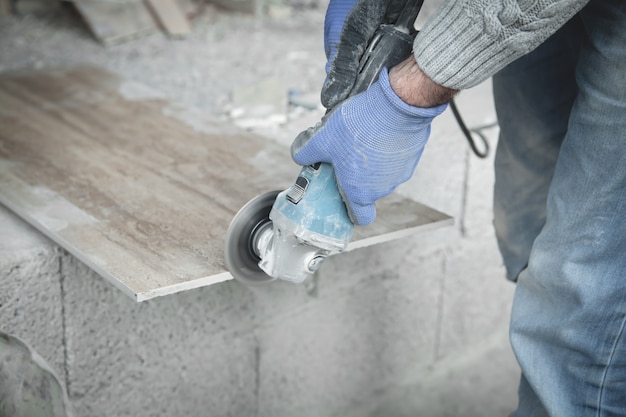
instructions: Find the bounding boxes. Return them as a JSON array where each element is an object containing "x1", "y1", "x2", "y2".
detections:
[{"x1": 224, "y1": 1, "x2": 424, "y2": 285}]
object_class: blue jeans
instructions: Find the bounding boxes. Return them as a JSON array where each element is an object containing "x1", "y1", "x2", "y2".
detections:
[{"x1": 492, "y1": 1, "x2": 626, "y2": 415}]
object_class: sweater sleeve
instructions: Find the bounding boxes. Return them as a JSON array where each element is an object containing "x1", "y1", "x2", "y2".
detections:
[{"x1": 413, "y1": 0, "x2": 590, "y2": 90}]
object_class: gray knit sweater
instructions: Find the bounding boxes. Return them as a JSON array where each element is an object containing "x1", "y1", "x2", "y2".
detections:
[{"x1": 413, "y1": 0, "x2": 590, "y2": 90}]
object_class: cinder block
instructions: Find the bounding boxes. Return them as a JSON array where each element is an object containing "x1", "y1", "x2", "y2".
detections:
[
  {"x1": 437, "y1": 237, "x2": 513, "y2": 360},
  {"x1": 255, "y1": 250, "x2": 445, "y2": 417},
  {"x1": 313, "y1": 233, "x2": 449, "y2": 296},
  {"x1": 61, "y1": 254, "x2": 259, "y2": 417},
  {"x1": 0, "y1": 206, "x2": 65, "y2": 385},
  {"x1": 352, "y1": 332, "x2": 519, "y2": 417}
]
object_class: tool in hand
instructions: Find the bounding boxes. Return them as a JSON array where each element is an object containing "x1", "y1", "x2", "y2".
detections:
[{"x1": 224, "y1": 1, "x2": 424, "y2": 285}]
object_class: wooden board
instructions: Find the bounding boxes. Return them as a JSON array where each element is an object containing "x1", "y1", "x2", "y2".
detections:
[
  {"x1": 0, "y1": 0, "x2": 12, "y2": 15},
  {"x1": 0, "y1": 66, "x2": 452, "y2": 301},
  {"x1": 73, "y1": 1, "x2": 157, "y2": 46},
  {"x1": 145, "y1": 0, "x2": 191, "y2": 37}
]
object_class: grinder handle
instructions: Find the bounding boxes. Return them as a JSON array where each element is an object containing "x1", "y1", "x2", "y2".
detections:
[{"x1": 348, "y1": 0, "x2": 424, "y2": 98}]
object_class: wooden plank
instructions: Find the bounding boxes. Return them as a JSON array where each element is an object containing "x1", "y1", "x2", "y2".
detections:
[
  {"x1": 73, "y1": 1, "x2": 157, "y2": 46},
  {"x1": 0, "y1": 66, "x2": 452, "y2": 301},
  {"x1": 145, "y1": 0, "x2": 191, "y2": 38},
  {"x1": 0, "y1": 0, "x2": 12, "y2": 15}
]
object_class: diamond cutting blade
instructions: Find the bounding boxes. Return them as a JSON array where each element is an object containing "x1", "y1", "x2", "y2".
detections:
[{"x1": 224, "y1": 190, "x2": 281, "y2": 285}]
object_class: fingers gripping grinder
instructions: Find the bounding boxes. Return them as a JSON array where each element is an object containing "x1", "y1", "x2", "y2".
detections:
[{"x1": 224, "y1": 1, "x2": 423, "y2": 285}]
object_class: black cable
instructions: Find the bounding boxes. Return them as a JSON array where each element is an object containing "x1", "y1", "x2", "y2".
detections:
[{"x1": 450, "y1": 98, "x2": 491, "y2": 159}]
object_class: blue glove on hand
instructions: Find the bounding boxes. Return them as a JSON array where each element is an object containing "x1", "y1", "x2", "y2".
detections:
[{"x1": 291, "y1": 68, "x2": 447, "y2": 226}]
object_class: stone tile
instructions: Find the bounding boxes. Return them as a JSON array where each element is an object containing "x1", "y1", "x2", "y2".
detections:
[{"x1": 0, "y1": 66, "x2": 450, "y2": 301}]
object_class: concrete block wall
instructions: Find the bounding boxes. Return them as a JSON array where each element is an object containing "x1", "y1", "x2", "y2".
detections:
[
  {"x1": 0, "y1": 3, "x2": 520, "y2": 416},
  {"x1": 0, "y1": 208, "x2": 66, "y2": 386}
]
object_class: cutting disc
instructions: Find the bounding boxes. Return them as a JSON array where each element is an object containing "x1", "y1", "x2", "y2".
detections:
[{"x1": 224, "y1": 190, "x2": 281, "y2": 285}]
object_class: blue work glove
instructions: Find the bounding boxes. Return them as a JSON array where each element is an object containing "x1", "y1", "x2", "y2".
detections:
[
  {"x1": 322, "y1": 0, "x2": 412, "y2": 109},
  {"x1": 292, "y1": 68, "x2": 447, "y2": 226}
]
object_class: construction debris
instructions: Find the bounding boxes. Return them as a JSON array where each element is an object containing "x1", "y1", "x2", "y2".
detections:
[
  {"x1": 73, "y1": 0, "x2": 158, "y2": 46},
  {"x1": 3, "y1": 0, "x2": 290, "y2": 45}
]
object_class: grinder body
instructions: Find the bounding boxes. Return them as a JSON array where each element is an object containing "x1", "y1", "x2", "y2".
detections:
[{"x1": 259, "y1": 163, "x2": 353, "y2": 283}]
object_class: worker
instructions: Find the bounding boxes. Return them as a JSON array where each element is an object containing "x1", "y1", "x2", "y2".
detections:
[{"x1": 292, "y1": 0, "x2": 626, "y2": 415}]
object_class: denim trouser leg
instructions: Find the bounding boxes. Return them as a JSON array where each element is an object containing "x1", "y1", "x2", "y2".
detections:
[
  {"x1": 492, "y1": 1, "x2": 626, "y2": 415},
  {"x1": 492, "y1": 17, "x2": 582, "y2": 283}
]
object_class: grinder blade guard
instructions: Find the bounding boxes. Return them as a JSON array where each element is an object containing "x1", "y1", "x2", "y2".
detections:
[
  {"x1": 224, "y1": 190, "x2": 280, "y2": 285},
  {"x1": 225, "y1": 163, "x2": 354, "y2": 285}
]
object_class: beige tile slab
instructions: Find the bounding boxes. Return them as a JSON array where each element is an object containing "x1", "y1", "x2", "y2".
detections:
[{"x1": 0, "y1": 66, "x2": 452, "y2": 301}]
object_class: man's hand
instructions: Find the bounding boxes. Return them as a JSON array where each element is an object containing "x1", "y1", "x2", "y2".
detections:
[
  {"x1": 294, "y1": 0, "x2": 456, "y2": 226},
  {"x1": 291, "y1": 68, "x2": 447, "y2": 225}
]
